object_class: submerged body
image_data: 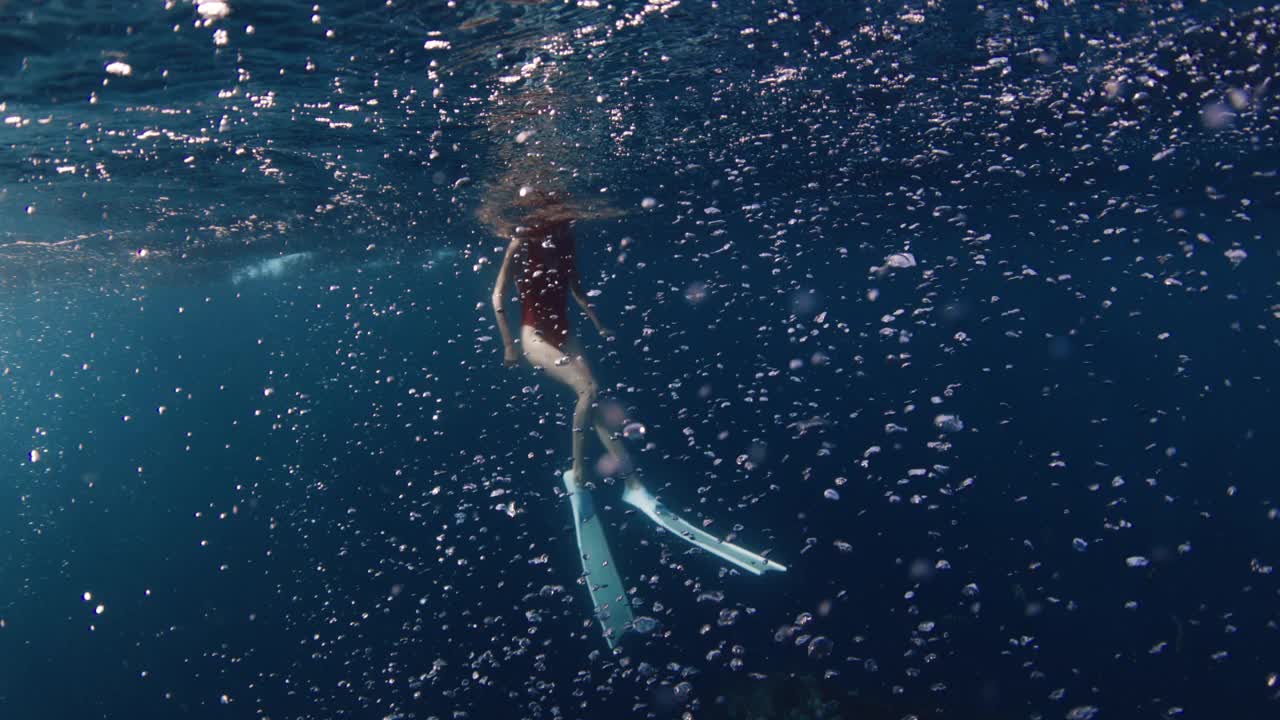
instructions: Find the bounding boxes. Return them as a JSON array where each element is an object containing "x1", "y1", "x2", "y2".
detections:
[
  {"x1": 490, "y1": 201, "x2": 619, "y2": 485},
  {"x1": 487, "y1": 191, "x2": 785, "y2": 649}
]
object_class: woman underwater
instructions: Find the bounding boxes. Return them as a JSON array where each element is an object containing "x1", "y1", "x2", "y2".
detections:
[
  {"x1": 487, "y1": 186, "x2": 623, "y2": 486},
  {"x1": 483, "y1": 180, "x2": 786, "y2": 648}
]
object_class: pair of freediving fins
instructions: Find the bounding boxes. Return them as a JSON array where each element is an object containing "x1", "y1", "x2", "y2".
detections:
[{"x1": 562, "y1": 470, "x2": 786, "y2": 649}]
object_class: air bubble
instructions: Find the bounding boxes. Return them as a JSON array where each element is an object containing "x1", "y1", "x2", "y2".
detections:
[
  {"x1": 807, "y1": 636, "x2": 834, "y2": 659},
  {"x1": 934, "y1": 414, "x2": 964, "y2": 433}
]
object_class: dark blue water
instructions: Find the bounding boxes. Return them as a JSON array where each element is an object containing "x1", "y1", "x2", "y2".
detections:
[{"x1": 2, "y1": 1, "x2": 1278, "y2": 718}]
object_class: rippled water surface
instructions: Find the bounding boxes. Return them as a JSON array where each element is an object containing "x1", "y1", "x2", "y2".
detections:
[{"x1": 2, "y1": 1, "x2": 1278, "y2": 719}]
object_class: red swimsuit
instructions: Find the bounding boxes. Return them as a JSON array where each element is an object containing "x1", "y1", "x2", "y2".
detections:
[{"x1": 518, "y1": 221, "x2": 577, "y2": 350}]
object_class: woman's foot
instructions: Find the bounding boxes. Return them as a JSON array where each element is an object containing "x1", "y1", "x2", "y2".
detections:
[{"x1": 567, "y1": 465, "x2": 586, "y2": 490}]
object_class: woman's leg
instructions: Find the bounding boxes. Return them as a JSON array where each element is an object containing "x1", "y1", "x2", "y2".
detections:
[
  {"x1": 522, "y1": 326, "x2": 638, "y2": 487},
  {"x1": 559, "y1": 335, "x2": 638, "y2": 480},
  {"x1": 593, "y1": 422, "x2": 638, "y2": 485},
  {"x1": 522, "y1": 325, "x2": 599, "y2": 486}
]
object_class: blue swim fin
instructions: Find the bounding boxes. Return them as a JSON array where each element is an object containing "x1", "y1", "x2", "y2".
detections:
[
  {"x1": 563, "y1": 470, "x2": 634, "y2": 648},
  {"x1": 622, "y1": 483, "x2": 787, "y2": 575}
]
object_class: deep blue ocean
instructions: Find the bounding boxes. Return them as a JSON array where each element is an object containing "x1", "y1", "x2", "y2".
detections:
[{"x1": 2, "y1": 1, "x2": 1278, "y2": 718}]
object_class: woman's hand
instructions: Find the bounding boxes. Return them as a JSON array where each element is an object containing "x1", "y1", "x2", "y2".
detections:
[{"x1": 503, "y1": 345, "x2": 520, "y2": 367}]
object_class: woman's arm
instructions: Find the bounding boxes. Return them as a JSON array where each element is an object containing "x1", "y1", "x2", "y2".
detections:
[
  {"x1": 492, "y1": 237, "x2": 522, "y2": 366},
  {"x1": 571, "y1": 276, "x2": 613, "y2": 339}
]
